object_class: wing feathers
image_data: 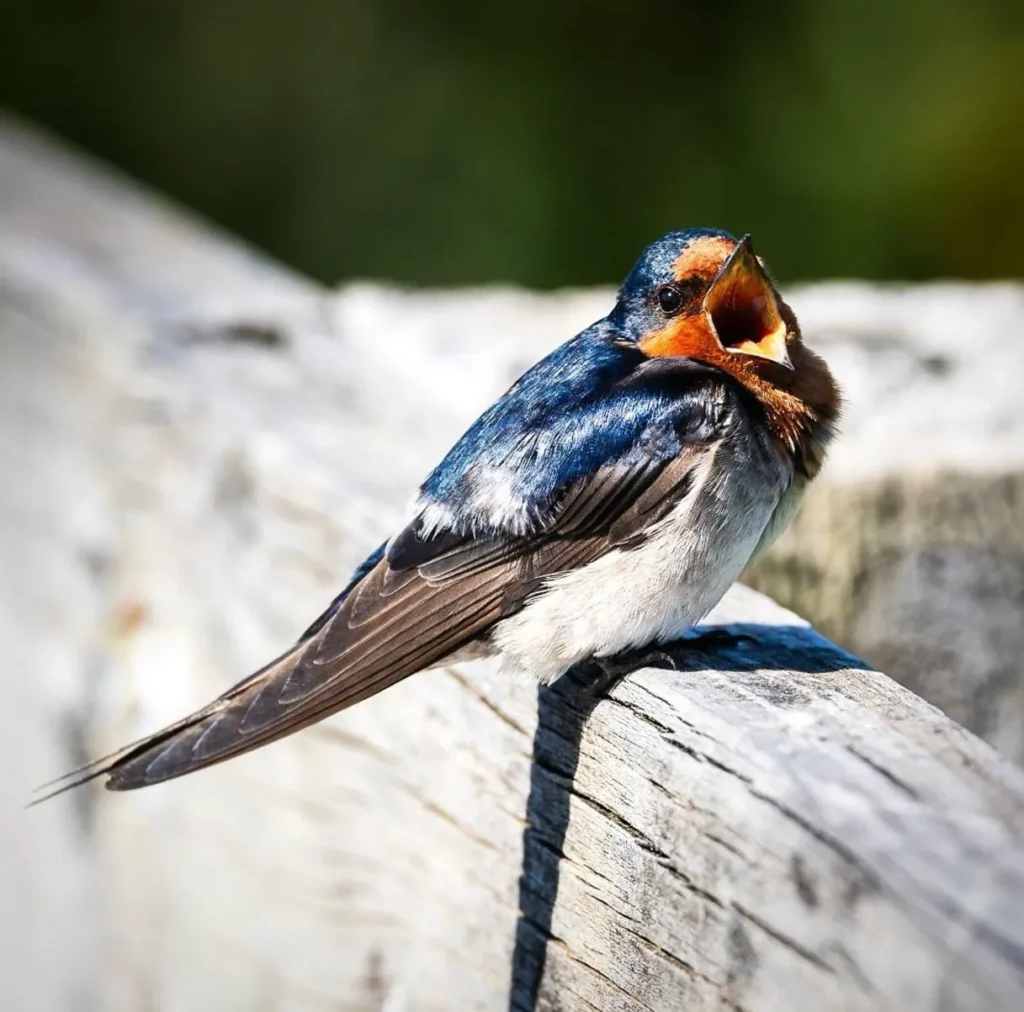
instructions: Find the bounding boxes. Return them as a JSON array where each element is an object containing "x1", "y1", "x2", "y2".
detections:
[{"x1": 36, "y1": 427, "x2": 717, "y2": 797}]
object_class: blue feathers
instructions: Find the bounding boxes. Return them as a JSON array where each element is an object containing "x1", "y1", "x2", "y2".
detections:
[
  {"x1": 417, "y1": 327, "x2": 725, "y2": 537},
  {"x1": 609, "y1": 227, "x2": 736, "y2": 341},
  {"x1": 621, "y1": 228, "x2": 735, "y2": 296},
  {"x1": 410, "y1": 228, "x2": 741, "y2": 539},
  {"x1": 421, "y1": 327, "x2": 635, "y2": 503}
]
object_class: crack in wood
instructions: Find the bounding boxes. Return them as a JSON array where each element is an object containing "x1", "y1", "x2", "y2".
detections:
[
  {"x1": 622, "y1": 924, "x2": 699, "y2": 979},
  {"x1": 623, "y1": 922, "x2": 757, "y2": 1011},
  {"x1": 546, "y1": 776, "x2": 732, "y2": 912},
  {"x1": 663, "y1": 733, "x2": 754, "y2": 784},
  {"x1": 446, "y1": 666, "x2": 533, "y2": 740},
  {"x1": 700, "y1": 828, "x2": 749, "y2": 862},
  {"x1": 733, "y1": 903, "x2": 836, "y2": 976},
  {"x1": 749, "y1": 787, "x2": 880, "y2": 881},
  {"x1": 580, "y1": 884, "x2": 640, "y2": 925},
  {"x1": 605, "y1": 694, "x2": 675, "y2": 735},
  {"x1": 826, "y1": 942, "x2": 879, "y2": 997},
  {"x1": 544, "y1": 936, "x2": 660, "y2": 1012},
  {"x1": 543, "y1": 983, "x2": 604, "y2": 1012},
  {"x1": 844, "y1": 742, "x2": 923, "y2": 800}
]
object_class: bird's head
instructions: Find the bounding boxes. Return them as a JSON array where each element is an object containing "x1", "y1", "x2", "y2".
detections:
[
  {"x1": 610, "y1": 228, "x2": 796, "y2": 372},
  {"x1": 610, "y1": 228, "x2": 840, "y2": 460}
]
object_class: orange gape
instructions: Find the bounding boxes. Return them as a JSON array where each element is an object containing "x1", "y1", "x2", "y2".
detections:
[
  {"x1": 640, "y1": 235, "x2": 836, "y2": 468},
  {"x1": 640, "y1": 236, "x2": 788, "y2": 369},
  {"x1": 638, "y1": 312, "x2": 721, "y2": 360}
]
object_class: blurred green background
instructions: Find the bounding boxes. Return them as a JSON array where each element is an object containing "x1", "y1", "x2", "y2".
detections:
[{"x1": 2, "y1": 0, "x2": 1022, "y2": 287}]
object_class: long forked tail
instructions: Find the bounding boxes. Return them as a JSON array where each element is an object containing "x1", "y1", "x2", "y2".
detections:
[
  {"x1": 30, "y1": 548, "x2": 507, "y2": 803},
  {"x1": 30, "y1": 641, "x2": 334, "y2": 802}
]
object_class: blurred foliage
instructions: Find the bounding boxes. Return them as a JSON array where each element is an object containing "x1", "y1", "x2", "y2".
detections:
[{"x1": 1, "y1": 0, "x2": 1022, "y2": 287}]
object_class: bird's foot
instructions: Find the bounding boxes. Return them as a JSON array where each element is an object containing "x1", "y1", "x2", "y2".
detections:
[
  {"x1": 578, "y1": 646, "x2": 678, "y2": 700},
  {"x1": 578, "y1": 628, "x2": 757, "y2": 699}
]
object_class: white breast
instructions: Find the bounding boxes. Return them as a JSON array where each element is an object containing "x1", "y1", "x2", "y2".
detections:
[{"x1": 491, "y1": 435, "x2": 794, "y2": 682}]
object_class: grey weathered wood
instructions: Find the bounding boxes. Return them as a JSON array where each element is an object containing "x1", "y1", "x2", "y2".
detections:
[
  {"x1": 744, "y1": 283, "x2": 1024, "y2": 764},
  {"x1": 3, "y1": 117, "x2": 1024, "y2": 1012}
]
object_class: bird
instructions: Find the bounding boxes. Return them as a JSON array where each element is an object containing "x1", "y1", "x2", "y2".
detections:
[{"x1": 38, "y1": 228, "x2": 840, "y2": 799}]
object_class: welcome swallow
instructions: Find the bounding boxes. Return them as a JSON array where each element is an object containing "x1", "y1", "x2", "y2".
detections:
[{"x1": 43, "y1": 228, "x2": 840, "y2": 795}]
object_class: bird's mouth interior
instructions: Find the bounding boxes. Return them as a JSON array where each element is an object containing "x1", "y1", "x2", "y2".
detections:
[
  {"x1": 708, "y1": 289, "x2": 778, "y2": 349},
  {"x1": 704, "y1": 240, "x2": 790, "y2": 366}
]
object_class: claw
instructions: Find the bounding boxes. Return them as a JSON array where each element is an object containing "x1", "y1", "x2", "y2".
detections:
[
  {"x1": 576, "y1": 628, "x2": 758, "y2": 700},
  {"x1": 578, "y1": 647, "x2": 678, "y2": 699}
]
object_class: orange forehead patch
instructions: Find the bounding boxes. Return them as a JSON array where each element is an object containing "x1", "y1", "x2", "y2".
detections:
[{"x1": 672, "y1": 235, "x2": 737, "y2": 282}]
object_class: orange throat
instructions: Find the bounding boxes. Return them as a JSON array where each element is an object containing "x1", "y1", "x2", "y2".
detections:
[
  {"x1": 742, "y1": 344, "x2": 840, "y2": 479},
  {"x1": 640, "y1": 315, "x2": 840, "y2": 478}
]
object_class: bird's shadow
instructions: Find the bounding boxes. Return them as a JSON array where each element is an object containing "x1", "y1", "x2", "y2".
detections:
[{"x1": 506, "y1": 622, "x2": 869, "y2": 1011}]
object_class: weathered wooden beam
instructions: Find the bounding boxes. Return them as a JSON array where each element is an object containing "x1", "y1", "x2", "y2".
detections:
[
  {"x1": 745, "y1": 282, "x2": 1024, "y2": 764},
  {"x1": 4, "y1": 117, "x2": 1024, "y2": 1012}
]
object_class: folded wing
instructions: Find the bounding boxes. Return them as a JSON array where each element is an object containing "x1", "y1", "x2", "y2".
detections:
[{"x1": 36, "y1": 362, "x2": 730, "y2": 795}]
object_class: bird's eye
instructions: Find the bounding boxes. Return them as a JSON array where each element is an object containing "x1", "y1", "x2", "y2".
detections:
[{"x1": 657, "y1": 285, "x2": 683, "y2": 315}]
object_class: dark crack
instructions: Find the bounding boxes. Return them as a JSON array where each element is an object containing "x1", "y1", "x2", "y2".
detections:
[
  {"x1": 844, "y1": 743, "x2": 922, "y2": 800},
  {"x1": 733, "y1": 903, "x2": 835, "y2": 975}
]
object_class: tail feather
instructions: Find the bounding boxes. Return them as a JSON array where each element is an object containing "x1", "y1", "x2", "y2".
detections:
[
  {"x1": 28, "y1": 639, "x2": 310, "y2": 803},
  {"x1": 28, "y1": 704, "x2": 224, "y2": 803},
  {"x1": 31, "y1": 534, "x2": 512, "y2": 801},
  {"x1": 31, "y1": 640, "x2": 331, "y2": 797}
]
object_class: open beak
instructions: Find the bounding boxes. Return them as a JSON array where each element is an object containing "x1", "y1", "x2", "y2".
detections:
[{"x1": 703, "y1": 235, "x2": 792, "y2": 369}]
